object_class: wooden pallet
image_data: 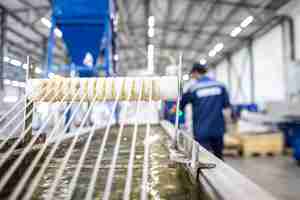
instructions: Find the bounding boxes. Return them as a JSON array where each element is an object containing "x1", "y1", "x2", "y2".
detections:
[
  {"x1": 224, "y1": 134, "x2": 241, "y2": 157},
  {"x1": 239, "y1": 133, "x2": 284, "y2": 157}
]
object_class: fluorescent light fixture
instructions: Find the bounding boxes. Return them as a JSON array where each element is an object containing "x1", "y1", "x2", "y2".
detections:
[
  {"x1": 241, "y1": 16, "x2": 254, "y2": 28},
  {"x1": 19, "y1": 82, "x2": 26, "y2": 88},
  {"x1": 148, "y1": 28, "x2": 155, "y2": 38},
  {"x1": 148, "y1": 16, "x2": 155, "y2": 27},
  {"x1": 182, "y1": 74, "x2": 190, "y2": 81},
  {"x1": 41, "y1": 17, "x2": 51, "y2": 28},
  {"x1": 11, "y1": 81, "x2": 19, "y2": 87},
  {"x1": 214, "y1": 43, "x2": 224, "y2": 52},
  {"x1": 147, "y1": 44, "x2": 154, "y2": 74},
  {"x1": 230, "y1": 26, "x2": 242, "y2": 37},
  {"x1": 3, "y1": 56, "x2": 10, "y2": 62},
  {"x1": 35, "y1": 68, "x2": 42, "y2": 74},
  {"x1": 41, "y1": 17, "x2": 63, "y2": 38},
  {"x1": 54, "y1": 28, "x2": 63, "y2": 38},
  {"x1": 199, "y1": 58, "x2": 207, "y2": 65},
  {"x1": 3, "y1": 95, "x2": 18, "y2": 103},
  {"x1": 3, "y1": 79, "x2": 11, "y2": 85},
  {"x1": 113, "y1": 54, "x2": 119, "y2": 61},
  {"x1": 10, "y1": 59, "x2": 22, "y2": 67},
  {"x1": 22, "y1": 64, "x2": 28, "y2": 70},
  {"x1": 208, "y1": 50, "x2": 216, "y2": 57}
]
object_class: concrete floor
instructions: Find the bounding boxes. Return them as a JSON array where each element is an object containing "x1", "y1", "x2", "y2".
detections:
[{"x1": 227, "y1": 156, "x2": 300, "y2": 200}]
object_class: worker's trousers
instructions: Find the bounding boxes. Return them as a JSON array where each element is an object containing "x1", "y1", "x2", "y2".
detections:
[{"x1": 197, "y1": 135, "x2": 224, "y2": 160}]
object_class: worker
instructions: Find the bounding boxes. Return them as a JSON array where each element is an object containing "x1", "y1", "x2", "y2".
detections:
[{"x1": 180, "y1": 63, "x2": 231, "y2": 160}]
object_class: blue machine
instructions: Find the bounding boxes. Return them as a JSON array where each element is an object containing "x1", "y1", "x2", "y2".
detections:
[
  {"x1": 45, "y1": 0, "x2": 117, "y2": 130},
  {"x1": 163, "y1": 101, "x2": 185, "y2": 127},
  {"x1": 47, "y1": 0, "x2": 116, "y2": 77}
]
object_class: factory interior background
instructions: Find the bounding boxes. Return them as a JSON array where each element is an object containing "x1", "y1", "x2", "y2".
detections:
[{"x1": 0, "y1": 0, "x2": 300, "y2": 200}]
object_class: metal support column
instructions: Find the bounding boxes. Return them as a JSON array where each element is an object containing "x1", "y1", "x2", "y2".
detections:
[
  {"x1": 0, "y1": 9, "x2": 7, "y2": 90},
  {"x1": 248, "y1": 39, "x2": 255, "y2": 103},
  {"x1": 226, "y1": 54, "x2": 232, "y2": 94}
]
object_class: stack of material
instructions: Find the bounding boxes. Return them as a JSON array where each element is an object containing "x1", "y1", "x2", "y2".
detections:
[{"x1": 238, "y1": 132, "x2": 284, "y2": 157}]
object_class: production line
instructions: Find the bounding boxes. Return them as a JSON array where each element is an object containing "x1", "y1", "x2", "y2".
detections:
[
  {"x1": 0, "y1": 75, "x2": 277, "y2": 200},
  {"x1": 1, "y1": 0, "x2": 298, "y2": 199}
]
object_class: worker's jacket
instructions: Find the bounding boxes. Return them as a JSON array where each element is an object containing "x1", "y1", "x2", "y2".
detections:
[{"x1": 180, "y1": 76, "x2": 230, "y2": 139}]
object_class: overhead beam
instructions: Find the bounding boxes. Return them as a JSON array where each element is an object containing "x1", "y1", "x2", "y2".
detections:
[
  {"x1": 129, "y1": 24, "x2": 247, "y2": 40},
  {"x1": 6, "y1": 26, "x2": 65, "y2": 61},
  {"x1": 194, "y1": 0, "x2": 247, "y2": 59},
  {"x1": 144, "y1": 0, "x2": 150, "y2": 47},
  {"x1": 12, "y1": 6, "x2": 50, "y2": 13},
  {"x1": 185, "y1": 0, "x2": 219, "y2": 49},
  {"x1": 119, "y1": 44, "x2": 207, "y2": 55},
  {"x1": 172, "y1": 0, "x2": 199, "y2": 44},
  {"x1": 160, "y1": 0, "x2": 173, "y2": 48},
  {"x1": 0, "y1": 9, "x2": 6, "y2": 89},
  {"x1": 192, "y1": 0, "x2": 277, "y2": 10},
  {"x1": 0, "y1": 3, "x2": 64, "y2": 51}
]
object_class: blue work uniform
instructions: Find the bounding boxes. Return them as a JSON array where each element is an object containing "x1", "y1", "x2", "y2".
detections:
[{"x1": 180, "y1": 76, "x2": 231, "y2": 159}]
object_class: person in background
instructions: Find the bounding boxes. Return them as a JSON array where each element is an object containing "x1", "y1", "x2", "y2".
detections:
[{"x1": 180, "y1": 63, "x2": 231, "y2": 160}]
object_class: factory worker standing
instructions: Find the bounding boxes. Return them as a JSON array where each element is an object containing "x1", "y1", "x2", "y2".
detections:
[{"x1": 180, "y1": 63, "x2": 231, "y2": 160}]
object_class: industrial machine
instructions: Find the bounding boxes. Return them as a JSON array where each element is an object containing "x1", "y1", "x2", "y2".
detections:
[{"x1": 0, "y1": 0, "x2": 278, "y2": 199}]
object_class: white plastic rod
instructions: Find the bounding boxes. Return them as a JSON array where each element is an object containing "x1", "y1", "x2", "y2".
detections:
[
  {"x1": 44, "y1": 93, "x2": 99, "y2": 200},
  {"x1": 22, "y1": 90, "x2": 86, "y2": 200},
  {"x1": 65, "y1": 81, "x2": 108, "y2": 200},
  {"x1": 123, "y1": 80, "x2": 144, "y2": 200},
  {"x1": 84, "y1": 83, "x2": 122, "y2": 200},
  {"x1": 102, "y1": 80, "x2": 133, "y2": 200},
  {"x1": 174, "y1": 52, "x2": 183, "y2": 148},
  {"x1": 0, "y1": 98, "x2": 25, "y2": 124},
  {"x1": 0, "y1": 84, "x2": 43, "y2": 127},
  {"x1": 0, "y1": 85, "x2": 64, "y2": 192},
  {"x1": 8, "y1": 89, "x2": 81, "y2": 200},
  {"x1": 0, "y1": 86, "x2": 47, "y2": 143},
  {"x1": 140, "y1": 81, "x2": 153, "y2": 200},
  {"x1": 28, "y1": 76, "x2": 178, "y2": 101},
  {"x1": 0, "y1": 86, "x2": 57, "y2": 169}
]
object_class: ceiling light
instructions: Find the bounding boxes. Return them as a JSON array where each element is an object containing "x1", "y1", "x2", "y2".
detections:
[
  {"x1": 208, "y1": 50, "x2": 216, "y2": 57},
  {"x1": 41, "y1": 17, "x2": 63, "y2": 38},
  {"x1": 22, "y1": 64, "x2": 28, "y2": 70},
  {"x1": 54, "y1": 28, "x2": 63, "y2": 38},
  {"x1": 148, "y1": 28, "x2": 155, "y2": 38},
  {"x1": 35, "y1": 68, "x2": 42, "y2": 74},
  {"x1": 148, "y1": 16, "x2": 155, "y2": 27},
  {"x1": 241, "y1": 16, "x2": 254, "y2": 28},
  {"x1": 230, "y1": 27, "x2": 242, "y2": 37},
  {"x1": 3, "y1": 79, "x2": 11, "y2": 85},
  {"x1": 3, "y1": 95, "x2": 18, "y2": 103},
  {"x1": 113, "y1": 54, "x2": 119, "y2": 61},
  {"x1": 11, "y1": 81, "x2": 19, "y2": 87},
  {"x1": 3, "y1": 56, "x2": 10, "y2": 62},
  {"x1": 182, "y1": 74, "x2": 190, "y2": 81},
  {"x1": 214, "y1": 43, "x2": 224, "y2": 52},
  {"x1": 10, "y1": 59, "x2": 22, "y2": 67},
  {"x1": 19, "y1": 82, "x2": 26, "y2": 88},
  {"x1": 41, "y1": 17, "x2": 52, "y2": 28},
  {"x1": 147, "y1": 44, "x2": 154, "y2": 74},
  {"x1": 199, "y1": 58, "x2": 207, "y2": 65}
]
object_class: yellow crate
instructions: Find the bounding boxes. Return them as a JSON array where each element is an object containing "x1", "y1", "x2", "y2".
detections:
[{"x1": 239, "y1": 132, "x2": 284, "y2": 157}]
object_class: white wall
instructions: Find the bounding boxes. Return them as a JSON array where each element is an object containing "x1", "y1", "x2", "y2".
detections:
[
  {"x1": 215, "y1": 60, "x2": 229, "y2": 89},
  {"x1": 252, "y1": 25, "x2": 286, "y2": 103},
  {"x1": 231, "y1": 47, "x2": 252, "y2": 103}
]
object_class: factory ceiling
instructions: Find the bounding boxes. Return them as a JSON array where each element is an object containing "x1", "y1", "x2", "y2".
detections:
[{"x1": 0, "y1": 0, "x2": 292, "y2": 78}]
